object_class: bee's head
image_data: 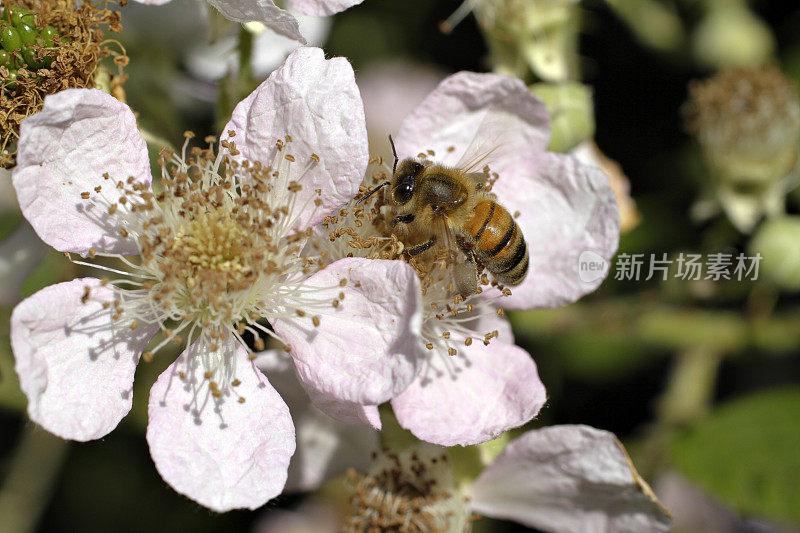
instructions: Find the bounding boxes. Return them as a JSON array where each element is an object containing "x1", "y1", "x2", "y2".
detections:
[{"x1": 392, "y1": 158, "x2": 424, "y2": 205}]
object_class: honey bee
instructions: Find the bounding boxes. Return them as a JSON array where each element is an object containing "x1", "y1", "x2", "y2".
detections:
[{"x1": 360, "y1": 137, "x2": 528, "y2": 296}]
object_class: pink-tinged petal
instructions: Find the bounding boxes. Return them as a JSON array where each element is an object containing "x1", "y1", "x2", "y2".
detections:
[
  {"x1": 303, "y1": 384, "x2": 381, "y2": 429},
  {"x1": 467, "y1": 425, "x2": 672, "y2": 533},
  {"x1": 10, "y1": 278, "x2": 158, "y2": 441},
  {"x1": 147, "y1": 341, "x2": 295, "y2": 512},
  {"x1": 393, "y1": 71, "x2": 550, "y2": 167},
  {"x1": 130, "y1": 0, "x2": 171, "y2": 5},
  {"x1": 253, "y1": 350, "x2": 377, "y2": 492},
  {"x1": 392, "y1": 337, "x2": 546, "y2": 447},
  {"x1": 272, "y1": 257, "x2": 423, "y2": 405},
  {"x1": 12, "y1": 89, "x2": 151, "y2": 257},
  {"x1": 288, "y1": 0, "x2": 364, "y2": 17},
  {"x1": 222, "y1": 47, "x2": 368, "y2": 228},
  {"x1": 491, "y1": 152, "x2": 620, "y2": 310},
  {"x1": 206, "y1": 0, "x2": 306, "y2": 43}
]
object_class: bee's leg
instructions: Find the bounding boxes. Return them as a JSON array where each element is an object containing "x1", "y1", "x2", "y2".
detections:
[
  {"x1": 453, "y1": 260, "x2": 478, "y2": 298},
  {"x1": 454, "y1": 234, "x2": 473, "y2": 257},
  {"x1": 391, "y1": 213, "x2": 415, "y2": 227},
  {"x1": 453, "y1": 236, "x2": 478, "y2": 297},
  {"x1": 406, "y1": 236, "x2": 436, "y2": 256}
]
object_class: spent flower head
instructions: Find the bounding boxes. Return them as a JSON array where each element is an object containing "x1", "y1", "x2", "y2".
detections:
[
  {"x1": 10, "y1": 47, "x2": 423, "y2": 511},
  {"x1": 685, "y1": 65, "x2": 800, "y2": 232}
]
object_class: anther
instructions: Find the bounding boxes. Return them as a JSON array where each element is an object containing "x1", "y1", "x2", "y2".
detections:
[{"x1": 81, "y1": 191, "x2": 90, "y2": 199}]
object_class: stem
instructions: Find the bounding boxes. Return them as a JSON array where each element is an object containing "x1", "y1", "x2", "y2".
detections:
[
  {"x1": 657, "y1": 348, "x2": 724, "y2": 426},
  {"x1": 0, "y1": 426, "x2": 70, "y2": 533}
]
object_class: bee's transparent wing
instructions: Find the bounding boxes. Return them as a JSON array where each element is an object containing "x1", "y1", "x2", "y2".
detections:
[{"x1": 453, "y1": 111, "x2": 512, "y2": 172}]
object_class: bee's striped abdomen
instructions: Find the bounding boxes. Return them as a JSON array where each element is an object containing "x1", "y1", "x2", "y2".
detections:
[{"x1": 464, "y1": 199, "x2": 529, "y2": 286}]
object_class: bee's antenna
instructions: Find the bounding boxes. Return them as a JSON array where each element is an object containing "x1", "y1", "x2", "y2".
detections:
[
  {"x1": 389, "y1": 134, "x2": 398, "y2": 175},
  {"x1": 356, "y1": 181, "x2": 390, "y2": 205}
]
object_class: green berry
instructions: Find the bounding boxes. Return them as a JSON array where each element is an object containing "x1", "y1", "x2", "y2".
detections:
[
  {"x1": 8, "y1": 8, "x2": 23, "y2": 27},
  {"x1": 20, "y1": 44, "x2": 37, "y2": 68},
  {"x1": 40, "y1": 25, "x2": 57, "y2": 47},
  {"x1": 19, "y1": 12, "x2": 36, "y2": 27},
  {"x1": 17, "y1": 23, "x2": 36, "y2": 44},
  {"x1": 1, "y1": 26, "x2": 22, "y2": 52},
  {"x1": 4, "y1": 68, "x2": 17, "y2": 88}
]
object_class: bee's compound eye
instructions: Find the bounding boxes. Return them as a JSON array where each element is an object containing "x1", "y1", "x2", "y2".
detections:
[{"x1": 394, "y1": 173, "x2": 415, "y2": 204}]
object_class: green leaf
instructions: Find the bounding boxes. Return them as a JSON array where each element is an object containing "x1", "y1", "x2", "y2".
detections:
[{"x1": 670, "y1": 387, "x2": 800, "y2": 526}]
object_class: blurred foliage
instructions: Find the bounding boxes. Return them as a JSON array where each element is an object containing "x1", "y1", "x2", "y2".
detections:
[{"x1": 669, "y1": 387, "x2": 800, "y2": 526}]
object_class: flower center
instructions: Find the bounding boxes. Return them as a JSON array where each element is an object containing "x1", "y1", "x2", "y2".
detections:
[{"x1": 74, "y1": 133, "x2": 339, "y2": 397}]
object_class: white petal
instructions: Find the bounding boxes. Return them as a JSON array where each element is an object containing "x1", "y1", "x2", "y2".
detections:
[
  {"x1": 392, "y1": 338, "x2": 545, "y2": 447},
  {"x1": 147, "y1": 341, "x2": 295, "y2": 511},
  {"x1": 467, "y1": 425, "x2": 672, "y2": 533},
  {"x1": 255, "y1": 350, "x2": 378, "y2": 492},
  {"x1": 272, "y1": 258, "x2": 423, "y2": 405},
  {"x1": 393, "y1": 71, "x2": 550, "y2": 166},
  {"x1": 12, "y1": 89, "x2": 151, "y2": 256},
  {"x1": 288, "y1": 0, "x2": 364, "y2": 17},
  {"x1": 206, "y1": 0, "x2": 306, "y2": 43},
  {"x1": 222, "y1": 46, "x2": 368, "y2": 229},
  {"x1": 251, "y1": 13, "x2": 332, "y2": 78},
  {"x1": 11, "y1": 278, "x2": 158, "y2": 441},
  {"x1": 491, "y1": 152, "x2": 620, "y2": 309}
]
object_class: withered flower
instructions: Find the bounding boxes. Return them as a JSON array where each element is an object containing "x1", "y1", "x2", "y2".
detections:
[{"x1": 0, "y1": 0, "x2": 127, "y2": 166}]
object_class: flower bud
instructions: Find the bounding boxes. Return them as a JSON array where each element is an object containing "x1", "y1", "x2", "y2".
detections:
[
  {"x1": 471, "y1": 0, "x2": 579, "y2": 81},
  {"x1": 749, "y1": 216, "x2": 800, "y2": 291},
  {"x1": 531, "y1": 81, "x2": 594, "y2": 153},
  {"x1": 692, "y1": 1, "x2": 774, "y2": 69}
]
